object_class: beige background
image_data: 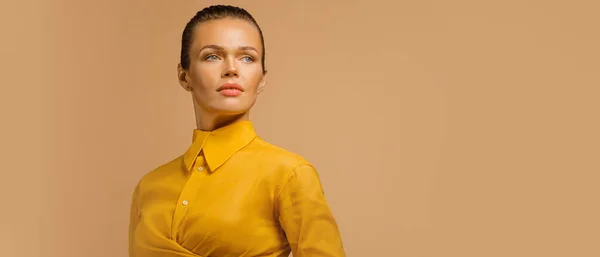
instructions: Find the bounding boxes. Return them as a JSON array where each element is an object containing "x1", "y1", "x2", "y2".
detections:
[{"x1": 1, "y1": 0, "x2": 599, "y2": 256}]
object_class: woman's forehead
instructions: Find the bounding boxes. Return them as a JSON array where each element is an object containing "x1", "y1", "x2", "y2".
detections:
[{"x1": 192, "y1": 19, "x2": 262, "y2": 51}]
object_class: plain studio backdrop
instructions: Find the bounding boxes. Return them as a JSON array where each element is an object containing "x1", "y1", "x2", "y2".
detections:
[{"x1": 1, "y1": 0, "x2": 598, "y2": 256}]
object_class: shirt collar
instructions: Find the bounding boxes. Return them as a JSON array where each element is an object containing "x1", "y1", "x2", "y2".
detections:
[{"x1": 183, "y1": 120, "x2": 256, "y2": 173}]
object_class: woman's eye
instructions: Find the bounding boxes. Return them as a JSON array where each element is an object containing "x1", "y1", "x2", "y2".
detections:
[
  {"x1": 241, "y1": 56, "x2": 254, "y2": 63},
  {"x1": 205, "y1": 54, "x2": 219, "y2": 61}
]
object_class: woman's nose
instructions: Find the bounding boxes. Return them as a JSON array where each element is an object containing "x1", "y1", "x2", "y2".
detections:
[{"x1": 222, "y1": 60, "x2": 239, "y2": 78}]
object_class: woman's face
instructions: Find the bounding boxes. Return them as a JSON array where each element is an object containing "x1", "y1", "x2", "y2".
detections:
[{"x1": 178, "y1": 18, "x2": 265, "y2": 117}]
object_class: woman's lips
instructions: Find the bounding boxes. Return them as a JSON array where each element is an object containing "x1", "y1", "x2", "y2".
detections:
[{"x1": 217, "y1": 83, "x2": 243, "y2": 97}]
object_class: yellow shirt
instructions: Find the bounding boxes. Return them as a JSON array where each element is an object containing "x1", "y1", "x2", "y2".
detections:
[{"x1": 128, "y1": 121, "x2": 345, "y2": 257}]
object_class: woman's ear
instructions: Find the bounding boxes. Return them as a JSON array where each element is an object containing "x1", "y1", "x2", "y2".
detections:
[
  {"x1": 257, "y1": 72, "x2": 267, "y2": 94},
  {"x1": 177, "y1": 63, "x2": 192, "y2": 91}
]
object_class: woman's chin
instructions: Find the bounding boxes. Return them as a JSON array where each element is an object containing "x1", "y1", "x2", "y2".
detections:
[
  {"x1": 212, "y1": 99, "x2": 255, "y2": 113},
  {"x1": 212, "y1": 105, "x2": 251, "y2": 116}
]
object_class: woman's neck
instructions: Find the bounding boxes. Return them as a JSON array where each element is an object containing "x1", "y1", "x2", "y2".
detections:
[{"x1": 195, "y1": 112, "x2": 250, "y2": 131}]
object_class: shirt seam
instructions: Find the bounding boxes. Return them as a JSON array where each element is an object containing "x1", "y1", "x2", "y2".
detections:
[{"x1": 273, "y1": 163, "x2": 313, "y2": 214}]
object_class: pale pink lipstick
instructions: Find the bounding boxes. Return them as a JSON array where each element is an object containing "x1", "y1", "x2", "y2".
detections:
[{"x1": 217, "y1": 83, "x2": 244, "y2": 97}]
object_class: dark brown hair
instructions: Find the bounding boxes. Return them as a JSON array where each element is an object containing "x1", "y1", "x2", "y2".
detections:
[{"x1": 179, "y1": 5, "x2": 266, "y2": 73}]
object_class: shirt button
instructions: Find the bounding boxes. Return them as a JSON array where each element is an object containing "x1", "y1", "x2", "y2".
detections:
[
  {"x1": 197, "y1": 167, "x2": 204, "y2": 171},
  {"x1": 182, "y1": 200, "x2": 188, "y2": 205}
]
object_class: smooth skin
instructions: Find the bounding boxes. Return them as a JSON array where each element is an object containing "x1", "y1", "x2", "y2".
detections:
[{"x1": 177, "y1": 18, "x2": 266, "y2": 131}]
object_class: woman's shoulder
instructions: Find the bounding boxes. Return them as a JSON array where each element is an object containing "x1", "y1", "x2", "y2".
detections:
[
  {"x1": 243, "y1": 137, "x2": 322, "y2": 187},
  {"x1": 245, "y1": 136, "x2": 313, "y2": 169},
  {"x1": 133, "y1": 155, "x2": 185, "y2": 188}
]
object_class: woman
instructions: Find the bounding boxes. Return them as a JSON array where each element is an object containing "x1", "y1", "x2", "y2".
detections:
[{"x1": 128, "y1": 5, "x2": 345, "y2": 257}]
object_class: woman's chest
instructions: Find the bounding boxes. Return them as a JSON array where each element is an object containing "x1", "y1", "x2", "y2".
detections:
[{"x1": 138, "y1": 170, "x2": 286, "y2": 256}]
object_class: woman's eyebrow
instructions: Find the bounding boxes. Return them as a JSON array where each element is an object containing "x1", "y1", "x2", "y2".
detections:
[{"x1": 199, "y1": 44, "x2": 258, "y2": 53}]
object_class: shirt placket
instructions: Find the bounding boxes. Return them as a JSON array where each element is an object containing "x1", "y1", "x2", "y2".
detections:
[{"x1": 171, "y1": 153, "x2": 208, "y2": 240}]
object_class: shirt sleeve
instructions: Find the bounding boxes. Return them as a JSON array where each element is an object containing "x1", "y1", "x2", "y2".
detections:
[
  {"x1": 128, "y1": 185, "x2": 140, "y2": 257},
  {"x1": 277, "y1": 164, "x2": 346, "y2": 257}
]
